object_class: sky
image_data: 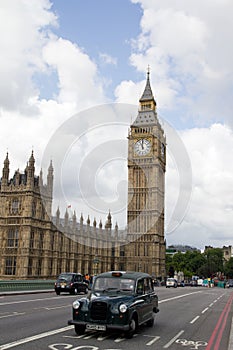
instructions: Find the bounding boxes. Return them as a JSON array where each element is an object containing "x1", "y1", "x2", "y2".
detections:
[{"x1": 0, "y1": 0, "x2": 233, "y2": 250}]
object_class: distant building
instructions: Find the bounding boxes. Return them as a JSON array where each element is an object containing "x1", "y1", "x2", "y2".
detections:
[
  {"x1": 205, "y1": 245, "x2": 232, "y2": 262},
  {"x1": 167, "y1": 245, "x2": 200, "y2": 255},
  {"x1": 222, "y1": 245, "x2": 232, "y2": 262}
]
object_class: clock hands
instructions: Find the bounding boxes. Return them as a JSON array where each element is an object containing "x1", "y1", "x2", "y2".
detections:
[{"x1": 135, "y1": 139, "x2": 151, "y2": 155}]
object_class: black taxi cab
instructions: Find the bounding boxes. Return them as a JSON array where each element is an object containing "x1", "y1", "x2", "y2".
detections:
[
  {"x1": 68, "y1": 271, "x2": 159, "y2": 338},
  {"x1": 55, "y1": 272, "x2": 89, "y2": 295}
]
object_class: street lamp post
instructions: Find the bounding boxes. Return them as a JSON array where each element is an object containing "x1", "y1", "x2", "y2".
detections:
[{"x1": 93, "y1": 257, "x2": 99, "y2": 275}]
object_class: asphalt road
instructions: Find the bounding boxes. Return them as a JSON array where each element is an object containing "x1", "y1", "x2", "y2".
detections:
[{"x1": 0, "y1": 286, "x2": 232, "y2": 350}]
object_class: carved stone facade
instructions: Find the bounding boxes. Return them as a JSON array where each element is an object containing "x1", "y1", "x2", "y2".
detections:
[
  {"x1": 0, "y1": 72, "x2": 166, "y2": 279},
  {"x1": 0, "y1": 152, "x2": 126, "y2": 279},
  {"x1": 125, "y1": 71, "x2": 166, "y2": 277}
]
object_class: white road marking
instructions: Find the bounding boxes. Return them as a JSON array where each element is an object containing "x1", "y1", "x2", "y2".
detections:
[
  {"x1": 0, "y1": 312, "x2": 25, "y2": 319},
  {"x1": 202, "y1": 307, "x2": 209, "y2": 314},
  {"x1": 0, "y1": 326, "x2": 73, "y2": 349},
  {"x1": 163, "y1": 330, "x2": 184, "y2": 348},
  {"x1": 0, "y1": 295, "x2": 75, "y2": 306},
  {"x1": 83, "y1": 332, "x2": 97, "y2": 339},
  {"x1": 190, "y1": 315, "x2": 200, "y2": 324},
  {"x1": 114, "y1": 336, "x2": 127, "y2": 343},
  {"x1": 143, "y1": 335, "x2": 160, "y2": 345},
  {"x1": 97, "y1": 333, "x2": 111, "y2": 341},
  {"x1": 44, "y1": 305, "x2": 70, "y2": 310},
  {"x1": 159, "y1": 291, "x2": 202, "y2": 304}
]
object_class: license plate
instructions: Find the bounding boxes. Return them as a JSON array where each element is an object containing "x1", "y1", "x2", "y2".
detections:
[{"x1": 86, "y1": 324, "x2": 106, "y2": 331}]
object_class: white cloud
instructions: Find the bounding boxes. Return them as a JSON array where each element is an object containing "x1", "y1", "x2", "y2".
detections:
[
  {"x1": 0, "y1": 0, "x2": 57, "y2": 113},
  {"x1": 128, "y1": 0, "x2": 233, "y2": 126},
  {"x1": 0, "y1": 0, "x2": 107, "y2": 175},
  {"x1": 99, "y1": 53, "x2": 117, "y2": 66},
  {"x1": 1, "y1": 0, "x2": 233, "y2": 251},
  {"x1": 43, "y1": 37, "x2": 105, "y2": 107},
  {"x1": 167, "y1": 123, "x2": 233, "y2": 248}
]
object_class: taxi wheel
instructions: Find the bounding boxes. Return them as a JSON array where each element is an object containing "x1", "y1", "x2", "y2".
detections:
[
  {"x1": 56, "y1": 291, "x2": 60, "y2": 295},
  {"x1": 74, "y1": 325, "x2": 86, "y2": 335},
  {"x1": 125, "y1": 317, "x2": 137, "y2": 338}
]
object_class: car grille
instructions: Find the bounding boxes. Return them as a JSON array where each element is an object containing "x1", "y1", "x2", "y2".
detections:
[{"x1": 90, "y1": 301, "x2": 108, "y2": 320}]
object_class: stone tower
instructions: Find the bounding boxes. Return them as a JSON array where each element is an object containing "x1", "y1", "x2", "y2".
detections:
[{"x1": 126, "y1": 70, "x2": 166, "y2": 278}]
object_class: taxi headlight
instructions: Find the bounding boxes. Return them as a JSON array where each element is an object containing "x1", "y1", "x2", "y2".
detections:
[
  {"x1": 73, "y1": 300, "x2": 80, "y2": 309},
  {"x1": 119, "y1": 303, "x2": 127, "y2": 313}
]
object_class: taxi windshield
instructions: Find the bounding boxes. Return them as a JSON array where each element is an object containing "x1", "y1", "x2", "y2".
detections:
[
  {"x1": 93, "y1": 277, "x2": 135, "y2": 292},
  {"x1": 58, "y1": 274, "x2": 72, "y2": 282}
]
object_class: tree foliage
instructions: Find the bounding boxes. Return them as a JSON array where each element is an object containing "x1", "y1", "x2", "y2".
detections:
[
  {"x1": 166, "y1": 247, "x2": 228, "y2": 279},
  {"x1": 224, "y1": 257, "x2": 233, "y2": 278}
]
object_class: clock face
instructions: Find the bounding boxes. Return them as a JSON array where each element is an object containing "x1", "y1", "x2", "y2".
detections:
[{"x1": 134, "y1": 139, "x2": 151, "y2": 156}]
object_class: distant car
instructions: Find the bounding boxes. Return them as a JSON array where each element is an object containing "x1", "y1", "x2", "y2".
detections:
[
  {"x1": 166, "y1": 278, "x2": 178, "y2": 288},
  {"x1": 68, "y1": 271, "x2": 159, "y2": 338},
  {"x1": 197, "y1": 279, "x2": 203, "y2": 286},
  {"x1": 55, "y1": 272, "x2": 89, "y2": 295},
  {"x1": 226, "y1": 279, "x2": 233, "y2": 288},
  {"x1": 177, "y1": 280, "x2": 185, "y2": 287},
  {"x1": 190, "y1": 280, "x2": 198, "y2": 287}
]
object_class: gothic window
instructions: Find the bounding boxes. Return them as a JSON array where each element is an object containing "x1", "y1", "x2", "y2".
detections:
[
  {"x1": 11, "y1": 199, "x2": 19, "y2": 214},
  {"x1": 144, "y1": 243, "x2": 148, "y2": 257},
  {"x1": 111, "y1": 247, "x2": 115, "y2": 257},
  {"x1": 29, "y1": 231, "x2": 34, "y2": 249},
  {"x1": 48, "y1": 259, "x2": 52, "y2": 276},
  {"x1": 38, "y1": 232, "x2": 43, "y2": 250},
  {"x1": 28, "y1": 258, "x2": 33, "y2": 276},
  {"x1": 5, "y1": 257, "x2": 16, "y2": 275},
  {"x1": 41, "y1": 206, "x2": 45, "y2": 220},
  {"x1": 7, "y1": 228, "x2": 19, "y2": 247},
  {"x1": 120, "y1": 247, "x2": 125, "y2": 257},
  {"x1": 50, "y1": 233, "x2": 54, "y2": 251},
  {"x1": 36, "y1": 259, "x2": 42, "y2": 276},
  {"x1": 32, "y1": 201, "x2": 36, "y2": 217}
]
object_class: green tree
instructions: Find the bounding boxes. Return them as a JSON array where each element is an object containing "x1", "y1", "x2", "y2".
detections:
[
  {"x1": 166, "y1": 250, "x2": 207, "y2": 279},
  {"x1": 172, "y1": 252, "x2": 186, "y2": 271},
  {"x1": 185, "y1": 251, "x2": 206, "y2": 275},
  {"x1": 224, "y1": 257, "x2": 233, "y2": 278},
  {"x1": 203, "y1": 248, "x2": 224, "y2": 277},
  {"x1": 165, "y1": 254, "x2": 173, "y2": 276}
]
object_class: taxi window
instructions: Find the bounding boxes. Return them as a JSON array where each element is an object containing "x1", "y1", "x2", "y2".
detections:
[
  {"x1": 136, "y1": 279, "x2": 144, "y2": 294},
  {"x1": 74, "y1": 274, "x2": 83, "y2": 282},
  {"x1": 136, "y1": 278, "x2": 152, "y2": 294}
]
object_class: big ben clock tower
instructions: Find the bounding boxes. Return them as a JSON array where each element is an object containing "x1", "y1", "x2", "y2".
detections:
[{"x1": 126, "y1": 69, "x2": 166, "y2": 278}]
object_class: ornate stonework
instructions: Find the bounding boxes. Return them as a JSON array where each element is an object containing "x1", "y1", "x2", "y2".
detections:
[
  {"x1": 126, "y1": 71, "x2": 166, "y2": 277},
  {"x1": 0, "y1": 73, "x2": 166, "y2": 279}
]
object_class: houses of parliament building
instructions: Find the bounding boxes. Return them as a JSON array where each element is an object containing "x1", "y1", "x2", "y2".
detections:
[{"x1": 0, "y1": 72, "x2": 166, "y2": 280}]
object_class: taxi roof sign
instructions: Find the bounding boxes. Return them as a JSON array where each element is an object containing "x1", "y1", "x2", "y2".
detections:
[{"x1": 112, "y1": 272, "x2": 122, "y2": 277}]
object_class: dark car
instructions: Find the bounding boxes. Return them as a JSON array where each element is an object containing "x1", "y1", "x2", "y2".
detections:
[
  {"x1": 55, "y1": 272, "x2": 89, "y2": 295},
  {"x1": 68, "y1": 271, "x2": 159, "y2": 338},
  {"x1": 177, "y1": 280, "x2": 185, "y2": 287},
  {"x1": 190, "y1": 279, "x2": 198, "y2": 287},
  {"x1": 226, "y1": 279, "x2": 233, "y2": 288}
]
